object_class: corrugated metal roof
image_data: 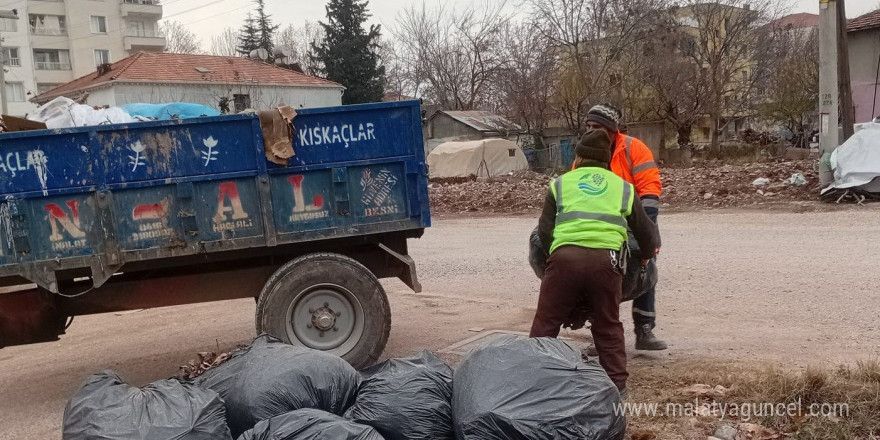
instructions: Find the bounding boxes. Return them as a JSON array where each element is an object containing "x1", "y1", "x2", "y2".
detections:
[
  {"x1": 440, "y1": 111, "x2": 521, "y2": 133},
  {"x1": 34, "y1": 51, "x2": 343, "y2": 103}
]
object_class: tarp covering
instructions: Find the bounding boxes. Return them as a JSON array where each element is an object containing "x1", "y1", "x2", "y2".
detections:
[
  {"x1": 122, "y1": 103, "x2": 220, "y2": 120},
  {"x1": 823, "y1": 122, "x2": 880, "y2": 193},
  {"x1": 29, "y1": 97, "x2": 136, "y2": 128},
  {"x1": 427, "y1": 139, "x2": 529, "y2": 178}
]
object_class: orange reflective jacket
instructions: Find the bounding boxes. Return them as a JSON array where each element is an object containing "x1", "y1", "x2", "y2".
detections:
[{"x1": 609, "y1": 134, "x2": 661, "y2": 199}]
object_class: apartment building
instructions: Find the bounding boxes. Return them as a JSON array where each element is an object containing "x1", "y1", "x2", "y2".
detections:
[{"x1": 1, "y1": 0, "x2": 166, "y2": 116}]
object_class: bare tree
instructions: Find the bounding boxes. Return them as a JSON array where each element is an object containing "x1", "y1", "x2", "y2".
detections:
[
  {"x1": 676, "y1": 0, "x2": 788, "y2": 155},
  {"x1": 495, "y1": 20, "x2": 556, "y2": 146},
  {"x1": 209, "y1": 28, "x2": 240, "y2": 57},
  {"x1": 276, "y1": 22, "x2": 324, "y2": 75},
  {"x1": 760, "y1": 27, "x2": 819, "y2": 143},
  {"x1": 160, "y1": 20, "x2": 203, "y2": 54},
  {"x1": 526, "y1": 0, "x2": 663, "y2": 135},
  {"x1": 394, "y1": 0, "x2": 510, "y2": 110}
]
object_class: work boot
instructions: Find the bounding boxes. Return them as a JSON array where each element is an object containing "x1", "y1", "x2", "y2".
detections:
[{"x1": 635, "y1": 324, "x2": 667, "y2": 350}]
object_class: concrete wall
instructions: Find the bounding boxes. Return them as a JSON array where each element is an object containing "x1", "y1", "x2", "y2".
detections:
[
  {"x1": 428, "y1": 113, "x2": 482, "y2": 140},
  {"x1": 625, "y1": 121, "x2": 664, "y2": 159},
  {"x1": 104, "y1": 83, "x2": 343, "y2": 110},
  {"x1": 848, "y1": 29, "x2": 880, "y2": 123}
]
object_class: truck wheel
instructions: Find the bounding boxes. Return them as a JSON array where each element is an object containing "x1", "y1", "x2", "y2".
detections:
[{"x1": 255, "y1": 253, "x2": 391, "y2": 368}]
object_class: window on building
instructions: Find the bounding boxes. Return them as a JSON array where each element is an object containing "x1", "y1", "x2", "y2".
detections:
[
  {"x1": 233, "y1": 94, "x2": 251, "y2": 112},
  {"x1": 127, "y1": 21, "x2": 145, "y2": 36},
  {"x1": 91, "y1": 16, "x2": 107, "y2": 34},
  {"x1": 29, "y1": 14, "x2": 67, "y2": 36},
  {"x1": 1, "y1": 47, "x2": 20, "y2": 67},
  {"x1": 94, "y1": 49, "x2": 110, "y2": 66},
  {"x1": 5, "y1": 82, "x2": 25, "y2": 102},
  {"x1": 37, "y1": 83, "x2": 62, "y2": 95},
  {"x1": 0, "y1": 18, "x2": 17, "y2": 32},
  {"x1": 33, "y1": 49, "x2": 71, "y2": 70}
]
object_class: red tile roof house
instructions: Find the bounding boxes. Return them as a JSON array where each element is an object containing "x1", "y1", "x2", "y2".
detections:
[
  {"x1": 847, "y1": 9, "x2": 880, "y2": 123},
  {"x1": 31, "y1": 52, "x2": 344, "y2": 112}
]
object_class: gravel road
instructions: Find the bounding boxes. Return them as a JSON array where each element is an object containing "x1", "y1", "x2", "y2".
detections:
[{"x1": 1, "y1": 208, "x2": 878, "y2": 439}]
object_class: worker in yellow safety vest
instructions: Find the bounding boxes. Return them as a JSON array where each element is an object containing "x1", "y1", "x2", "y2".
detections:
[{"x1": 531, "y1": 129, "x2": 659, "y2": 394}]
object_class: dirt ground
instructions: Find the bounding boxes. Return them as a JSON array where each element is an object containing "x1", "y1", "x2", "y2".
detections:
[{"x1": 1, "y1": 207, "x2": 879, "y2": 439}]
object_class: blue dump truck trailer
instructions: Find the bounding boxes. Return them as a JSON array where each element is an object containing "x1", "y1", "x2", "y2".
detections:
[{"x1": 0, "y1": 101, "x2": 430, "y2": 367}]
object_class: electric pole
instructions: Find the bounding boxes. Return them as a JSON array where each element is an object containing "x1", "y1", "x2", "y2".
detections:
[{"x1": 818, "y1": 0, "x2": 839, "y2": 184}]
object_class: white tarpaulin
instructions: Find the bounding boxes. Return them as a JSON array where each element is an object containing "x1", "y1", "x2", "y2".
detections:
[
  {"x1": 822, "y1": 122, "x2": 880, "y2": 194},
  {"x1": 28, "y1": 97, "x2": 136, "y2": 129},
  {"x1": 427, "y1": 138, "x2": 529, "y2": 178}
]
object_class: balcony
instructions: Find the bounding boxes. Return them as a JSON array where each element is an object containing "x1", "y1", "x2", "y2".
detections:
[
  {"x1": 35, "y1": 61, "x2": 71, "y2": 70},
  {"x1": 121, "y1": 0, "x2": 162, "y2": 19},
  {"x1": 30, "y1": 26, "x2": 67, "y2": 36},
  {"x1": 124, "y1": 29, "x2": 165, "y2": 51},
  {"x1": 2, "y1": 58, "x2": 22, "y2": 67}
]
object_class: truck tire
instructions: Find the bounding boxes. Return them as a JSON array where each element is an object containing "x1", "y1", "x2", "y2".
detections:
[{"x1": 255, "y1": 253, "x2": 391, "y2": 369}]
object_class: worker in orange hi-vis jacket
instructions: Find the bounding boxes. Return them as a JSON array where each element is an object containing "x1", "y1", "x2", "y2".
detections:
[{"x1": 583, "y1": 103, "x2": 667, "y2": 352}]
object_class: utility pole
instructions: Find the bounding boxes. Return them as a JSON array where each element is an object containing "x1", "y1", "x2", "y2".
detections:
[
  {"x1": 0, "y1": 9, "x2": 20, "y2": 116},
  {"x1": 837, "y1": 0, "x2": 854, "y2": 140},
  {"x1": 818, "y1": 0, "x2": 839, "y2": 185}
]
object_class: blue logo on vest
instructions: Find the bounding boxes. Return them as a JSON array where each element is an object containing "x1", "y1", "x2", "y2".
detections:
[{"x1": 578, "y1": 173, "x2": 608, "y2": 196}]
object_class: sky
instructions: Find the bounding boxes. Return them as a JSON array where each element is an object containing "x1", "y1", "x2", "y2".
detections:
[{"x1": 164, "y1": 0, "x2": 880, "y2": 49}]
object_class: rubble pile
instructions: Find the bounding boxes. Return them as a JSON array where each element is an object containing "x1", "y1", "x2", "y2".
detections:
[
  {"x1": 428, "y1": 161, "x2": 820, "y2": 214},
  {"x1": 661, "y1": 160, "x2": 819, "y2": 209},
  {"x1": 429, "y1": 170, "x2": 552, "y2": 214}
]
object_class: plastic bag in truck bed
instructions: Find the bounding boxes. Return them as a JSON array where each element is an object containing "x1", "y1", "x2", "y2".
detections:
[
  {"x1": 239, "y1": 409, "x2": 384, "y2": 440},
  {"x1": 193, "y1": 335, "x2": 360, "y2": 438},
  {"x1": 29, "y1": 97, "x2": 136, "y2": 129},
  {"x1": 344, "y1": 351, "x2": 454, "y2": 440},
  {"x1": 453, "y1": 336, "x2": 626, "y2": 440},
  {"x1": 62, "y1": 370, "x2": 232, "y2": 440}
]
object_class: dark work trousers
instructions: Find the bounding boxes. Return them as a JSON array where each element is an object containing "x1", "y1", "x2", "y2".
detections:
[
  {"x1": 529, "y1": 245, "x2": 628, "y2": 390},
  {"x1": 633, "y1": 211, "x2": 659, "y2": 327}
]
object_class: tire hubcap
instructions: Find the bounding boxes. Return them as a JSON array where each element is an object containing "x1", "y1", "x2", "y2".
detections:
[{"x1": 287, "y1": 284, "x2": 364, "y2": 354}]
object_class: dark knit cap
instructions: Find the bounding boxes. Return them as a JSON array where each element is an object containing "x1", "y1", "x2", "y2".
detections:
[
  {"x1": 586, "y1": 103, "x2": 622, "y2": 132},
  {"x1": 575, "y1": 129, "x2": 613, "y2": 164}
]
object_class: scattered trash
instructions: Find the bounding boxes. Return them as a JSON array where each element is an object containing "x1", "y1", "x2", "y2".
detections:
[
  {"x1": 239, "y1": 409, "x2": 383, "y2": 440},
  {"x1": 751, "y1": 178, "x2": 770, "y2": 186},
  {"x1": 344, "y1": 351, "x2": 454, "y2": 440},
  {"x1": 194, "y1": 335, "x2": 360, "y2": 437},
  {"x1": 63, "y1": 370, "x2": 232, "y2": 440},
  {"x1": 788, "y1": 173, "x2": 807, "y2": 186},
  {"x1": 178, "y1": 350, "x2": 234, "y2": 381},
  {"x1": 453, "y1": 336, "x2": 625, "y2": 440}
]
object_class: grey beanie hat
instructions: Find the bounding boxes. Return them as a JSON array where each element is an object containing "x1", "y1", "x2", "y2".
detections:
[{"x1": 586, "y1": 104, "x2": 622, "y2": 132}]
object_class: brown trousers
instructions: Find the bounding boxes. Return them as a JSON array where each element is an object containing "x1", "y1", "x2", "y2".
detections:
[{"x1": 529, "y1": 245, "x2": 628, "y2": 389}]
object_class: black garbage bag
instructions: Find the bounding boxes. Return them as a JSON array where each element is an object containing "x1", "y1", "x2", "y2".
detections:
[
  {"x1": 62, "y1": 370, "x2": 232, "y2": 440},
  {"x1": 194, "y1": 335, "x2": 359, "y2": 438},
  {"x1": 528, "y1": 227, "x2": 657, "y2": 302},
  {"x1": 239, "y1": 409, "x2": 384, "y2": 440},
  {"x1": 453, "y1": 336, "x2": 625, "y2": 440},
  {"x1": 344, "y1": 351, "x2": 454, "y2": 440}
]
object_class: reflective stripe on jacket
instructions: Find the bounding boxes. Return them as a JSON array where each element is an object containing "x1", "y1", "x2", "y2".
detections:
[
  {"x1": 610, "y1": 135, "x2": 662, "y2": 200},
  {"x1": 550, "y1": 167, "x2": 635, "y2": 254}
]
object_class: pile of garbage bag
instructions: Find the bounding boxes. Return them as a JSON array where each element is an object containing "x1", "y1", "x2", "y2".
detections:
[
  {"x1": 453, "y1": 336, "x2": 626, "y2": 440},
  {"x1": 194, "y1": 335, "x2": 361, "y2": 437},
  {"x1": 240, "y1": 409, "x2": 384, "y2": 440},
  {"x1": 63, "y1": 335, "x2": 625, "y2": 440},
  {"x1": 62, "y1": 370, "x2": 232, "y2": 440},
  {"x1": 344, "y1": 351, "x2": 454, "y2": 440}
]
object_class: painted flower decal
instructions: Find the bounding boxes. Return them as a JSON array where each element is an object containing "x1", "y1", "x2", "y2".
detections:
[{"x1": 201, "y1": 136, "x2": 219, "y2": 166}]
